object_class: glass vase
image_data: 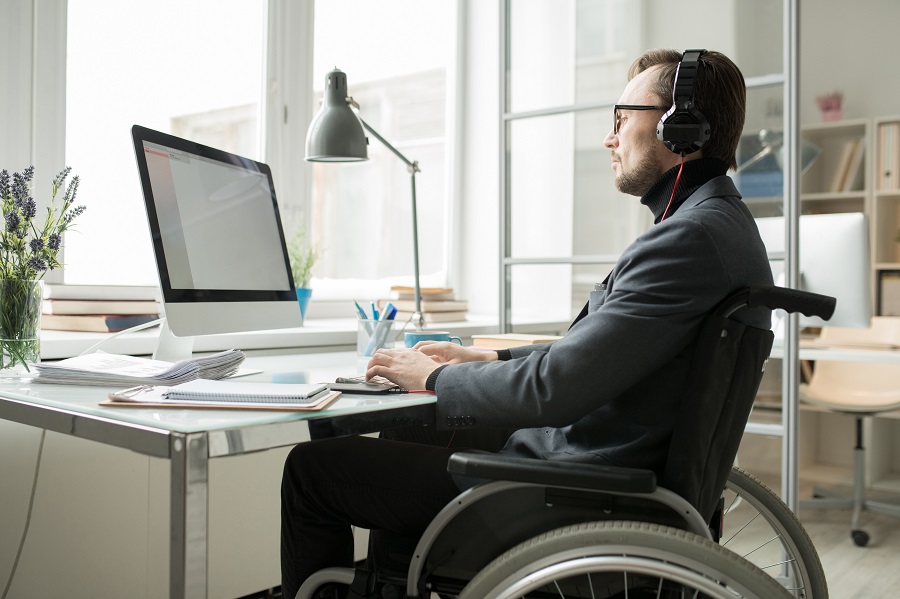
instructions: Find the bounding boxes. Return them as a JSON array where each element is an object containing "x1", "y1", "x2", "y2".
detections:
[{"x1": 0, "y1": 279, "x2": 43, "y2": 380}]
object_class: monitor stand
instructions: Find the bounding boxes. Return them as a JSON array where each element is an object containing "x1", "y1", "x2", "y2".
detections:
[{"x1": 153, "y1": 318, "x2": 196, "y2": 363}]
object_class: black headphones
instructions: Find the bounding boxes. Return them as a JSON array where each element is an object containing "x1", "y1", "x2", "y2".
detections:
[{"x1": 656, "y1": 49, "x2": 710, "y2": 156}]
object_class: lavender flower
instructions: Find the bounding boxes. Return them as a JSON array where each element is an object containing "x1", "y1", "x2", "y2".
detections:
[
  {"x1": 0, "y1": 165, "x2": 85, "y2": 282},
  {"x1": 63, "y1": 176, "x2": 80, "y2": 206},
  {"x1": 63, "y1": 204, "x2": 87, "y2": 224},
  {"x1": 26, "y1": 256, "x2": 47, "y2": 272},
  {"x1": 21, "y1": 197, "x2": 36, "y2": 219},
  {"x1": 5, "y1": 211, "x2": 20, "y2": 232},
  {"x1": 52, "y1": 167, "x2": 72, "y2": 196}
]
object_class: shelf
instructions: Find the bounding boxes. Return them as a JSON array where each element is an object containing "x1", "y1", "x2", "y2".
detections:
[
  {"x1": 800, "y1": 191, "x2": 866, "y2": 202},
  {"x1": 801, "y1": 117, "x2": 868, "y2": 138}
]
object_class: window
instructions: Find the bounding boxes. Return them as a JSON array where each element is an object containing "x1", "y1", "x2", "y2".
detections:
[
  {"x1": 309, "y1": 0, "x2": 457, "y2": 299},
  {"x1": 61, "y1": 0, "x2": 457, "y2": 302},
  {"x1": 64, "y1": 0, "x2": 266, "y2": 285},
  {"x1": 502, "y1": 0, "x2": 642, "y2": 326}
]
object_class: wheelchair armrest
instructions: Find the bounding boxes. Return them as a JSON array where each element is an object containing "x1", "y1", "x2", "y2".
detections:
[{"x1": 447, "y1": 452, "x2": 657, "y2": 494}]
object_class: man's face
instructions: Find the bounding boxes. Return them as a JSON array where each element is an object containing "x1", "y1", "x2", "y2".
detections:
[{"x1": 603, "y1": 66, "x2": 677, "y2": 197}]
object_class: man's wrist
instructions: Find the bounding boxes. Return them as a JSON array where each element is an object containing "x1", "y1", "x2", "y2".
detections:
[
  {"x1": 495, "y1": 349, "x2": 513, "y2": 361},
  {"x1": 425, "y1": 364, "x2": 449, "y2": 392}
]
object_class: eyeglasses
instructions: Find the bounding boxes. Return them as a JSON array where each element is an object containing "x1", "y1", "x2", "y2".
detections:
[{"x1": 614, "y1": 104, "x2": 666, "y2": 135}]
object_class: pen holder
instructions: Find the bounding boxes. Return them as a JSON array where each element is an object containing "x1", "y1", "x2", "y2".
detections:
[{"x1": 357, "y1": 318, "x2": 403, "y2": 360}]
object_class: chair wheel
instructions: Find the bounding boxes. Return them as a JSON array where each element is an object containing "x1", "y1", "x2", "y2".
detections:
[{"x1": 851, "y1": 529, "x2": 870, "y2": 547}]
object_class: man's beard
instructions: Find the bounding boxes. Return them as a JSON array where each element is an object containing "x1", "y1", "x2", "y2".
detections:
[{"x1": 614, "y1": 151, "x2": 662, "y2": 197}]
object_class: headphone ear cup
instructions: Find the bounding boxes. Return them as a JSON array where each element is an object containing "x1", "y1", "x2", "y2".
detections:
[
  {"x1": 659, "y1": 49, "x2": 709, "y2": 156},
  {"x1": 657, "y1": 105, "x2": 710, "y2": 155}
]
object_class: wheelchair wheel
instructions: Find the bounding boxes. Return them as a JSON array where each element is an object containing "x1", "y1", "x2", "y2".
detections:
[
  {"x1": 457, "y1": 521, "x2": 793, "y2": 599},
  {"x1": 722, "y1": 468, "x2": 828, "y2": 599}
]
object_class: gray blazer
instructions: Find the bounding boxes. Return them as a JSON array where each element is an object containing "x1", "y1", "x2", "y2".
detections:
[{"x1": 433, "y1": 176, "x2": 774, "y2": 473}]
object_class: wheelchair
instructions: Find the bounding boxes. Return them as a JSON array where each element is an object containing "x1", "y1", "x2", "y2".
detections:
[{"x1": 297, "y1": 286, "x2": 835, "y2": 599}]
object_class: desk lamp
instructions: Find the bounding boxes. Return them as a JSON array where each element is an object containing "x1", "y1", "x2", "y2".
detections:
[{"x1": 305, "y1": 68, "x2": 425, "y2": 330}]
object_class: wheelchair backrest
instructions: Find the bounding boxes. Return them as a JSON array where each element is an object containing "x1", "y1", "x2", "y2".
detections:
[{"x1": 661, "y1": 308, "x2": 774, "y2": 522}]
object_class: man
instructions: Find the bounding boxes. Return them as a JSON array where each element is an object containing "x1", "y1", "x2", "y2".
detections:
[{"x1": 281, "y1": 48, "x2": 773, "y2": 599}]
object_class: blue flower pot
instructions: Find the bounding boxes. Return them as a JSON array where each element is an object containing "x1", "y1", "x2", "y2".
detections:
[{"x1": 296, "y1": 287, "x2": 312, "y2": 324}]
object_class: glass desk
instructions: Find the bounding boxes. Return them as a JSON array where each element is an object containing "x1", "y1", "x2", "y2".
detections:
[{"x1": 0, "y1": 350, "x2": 435, "y2": 599}]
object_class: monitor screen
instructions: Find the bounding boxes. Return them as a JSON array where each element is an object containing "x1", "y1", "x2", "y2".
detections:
[
  {"x1": 756, "y1": 212, "x2": 871, "y2": 329},
  {"x1": 131, "y1": 125, "x2": 302, "y2": 337}
]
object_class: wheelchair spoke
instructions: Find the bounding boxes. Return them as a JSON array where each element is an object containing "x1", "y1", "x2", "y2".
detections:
[
  {"x1": 738, "y1": 533, "x2": 782, "y2": 558},
  {"x1": 721, "y1": 510, "x2": 762, "y2": 545}
]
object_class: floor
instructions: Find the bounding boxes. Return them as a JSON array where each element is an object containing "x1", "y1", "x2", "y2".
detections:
[
  {"x1": 750, "y1": 469, "x2": 900, "y2": 599},
  {"x1": 798, "y1": 500, "x2": 900, "y2": 597}
]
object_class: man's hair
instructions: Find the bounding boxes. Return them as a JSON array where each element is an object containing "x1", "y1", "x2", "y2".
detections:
[{"x1": 628, "y1": 49, "x2": 746, "y2": 170}]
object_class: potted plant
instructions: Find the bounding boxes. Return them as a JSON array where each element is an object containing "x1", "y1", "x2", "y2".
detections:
[
  {"x1": 286, "y1": 227, "x2": 319, "y2": 323},
  {"x1": 0, "y1": 166, "x2": 85, "y2": 377},
  {"x1": 816, "y1": 91, "x2": 843, "y2": 122}
]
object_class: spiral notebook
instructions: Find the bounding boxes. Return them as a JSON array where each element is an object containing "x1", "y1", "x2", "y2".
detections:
[{"x1": 103, "y1": 379, "x2": 341, "y2": 411}]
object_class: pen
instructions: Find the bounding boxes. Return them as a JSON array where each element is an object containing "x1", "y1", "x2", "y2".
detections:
[
  {"x1": 354, "y1": 300, "x2": 368, "y2": 320},
  {"x1": 383, "y1": 302, "x2": 396, "y2": 320},
  {"x1": 355, "y1": 300, "x2": 374, "y2": 335},
  {"x1": 370, "y1": 301, "x2": 380, "y2": 320}
]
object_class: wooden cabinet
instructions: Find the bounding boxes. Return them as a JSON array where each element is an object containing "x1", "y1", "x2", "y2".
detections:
[{"x1": 873, "y1": 117, "x2": 900, "y2": 270}]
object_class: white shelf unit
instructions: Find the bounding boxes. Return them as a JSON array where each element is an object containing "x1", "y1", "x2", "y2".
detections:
[{"x1": 745, "y1": 117, "x2": 900, "y2": 498}]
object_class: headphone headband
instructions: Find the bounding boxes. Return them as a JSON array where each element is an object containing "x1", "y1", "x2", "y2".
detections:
[{"x1": 656, "y1": 49, "x2": 710, "y2": 156}]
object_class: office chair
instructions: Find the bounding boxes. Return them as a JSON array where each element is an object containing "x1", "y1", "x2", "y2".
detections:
[
  {"x1": 799, "y1": 317, "x2": 900, "y2": 547},
  {"x1": 298, "y1": 286, "x2": 835, "y2": 599}
]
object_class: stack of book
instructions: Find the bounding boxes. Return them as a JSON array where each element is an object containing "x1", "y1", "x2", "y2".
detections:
[
  {"x1": 42, "y1": 284, "x2": 161, "y2": 333},
  {"x1": 471, "y1": 333, "x2": 563, "y2": 350},
  {"x1": 828, "y1": 136, "x2": 866, "y2": 192},
  {"x1": 381, "y1": 286, "x2": 468, "y2": 324}
]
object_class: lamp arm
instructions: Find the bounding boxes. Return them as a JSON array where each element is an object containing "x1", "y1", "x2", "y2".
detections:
[
  {"x1": 359, "y1": 118, "x2": 421, "y2": 174},
  {"x1": 359, "y1": 117, "x2": 425, "y2": 329}
]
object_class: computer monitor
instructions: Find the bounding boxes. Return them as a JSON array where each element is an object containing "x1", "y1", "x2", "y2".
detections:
[
  {"x1": 756, "y1": 212, "x2": 871, "y2": 329},
  {"x1": 131, "y1": 125, "x2": 302, "y2": 347}
]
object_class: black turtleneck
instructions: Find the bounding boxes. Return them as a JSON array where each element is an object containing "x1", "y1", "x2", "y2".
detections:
[{"x1": 641, "y1": 157, "x2": 729, "y2": 223}]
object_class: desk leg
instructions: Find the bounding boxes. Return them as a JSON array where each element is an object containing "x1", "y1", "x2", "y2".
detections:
[{"x1": 170, "y1": 432, "x2": 209, "y2": 598}]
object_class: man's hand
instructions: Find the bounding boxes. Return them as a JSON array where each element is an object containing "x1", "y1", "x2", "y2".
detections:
[
  {"x1": 366, "y1": 348, "x2": 442, "y2": 390},
  {"x1": 415, "y1": 341, "x2": 498, "y2": 365},
  {"x1": 365, "y1": 343, "x2": 497, "y2": 390}
]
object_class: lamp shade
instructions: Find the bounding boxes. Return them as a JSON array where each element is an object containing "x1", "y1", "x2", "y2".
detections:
[{"x1": 305, "y1": 68, "x2": 369, "y2": 162}]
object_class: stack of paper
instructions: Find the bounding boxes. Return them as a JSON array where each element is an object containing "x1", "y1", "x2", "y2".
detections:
[{"x1": 32, "y1": 349, "x2": 245, "y2": 386}]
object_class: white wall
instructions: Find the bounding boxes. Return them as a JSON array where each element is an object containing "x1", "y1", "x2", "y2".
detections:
[{"x1": 800, "y1": 0, "x2": 900, "y2": 124}]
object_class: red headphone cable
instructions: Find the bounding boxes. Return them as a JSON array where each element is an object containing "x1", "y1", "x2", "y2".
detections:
[{"x1": 660, "y1": 155, "x2": 686, "y2": 221}]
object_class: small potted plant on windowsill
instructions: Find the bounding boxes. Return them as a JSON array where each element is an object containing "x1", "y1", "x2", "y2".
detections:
[{"x1": 287, "y1": 228, "x2": 319, "y2": 323}]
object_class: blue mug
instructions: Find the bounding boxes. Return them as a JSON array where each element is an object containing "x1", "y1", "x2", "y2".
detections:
[{"x1": 404, "y1": 331, "x2": 463, "y2": 348}]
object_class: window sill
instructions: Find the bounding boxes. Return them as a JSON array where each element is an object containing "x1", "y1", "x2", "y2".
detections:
[{"x1": 39, "y1": 315, "x2": 570, "y2": 360}]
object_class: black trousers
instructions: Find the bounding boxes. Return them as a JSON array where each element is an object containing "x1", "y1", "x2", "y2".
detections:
[{"x1": 280, "y1": 428, "x2": 512, "y2": 599}]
